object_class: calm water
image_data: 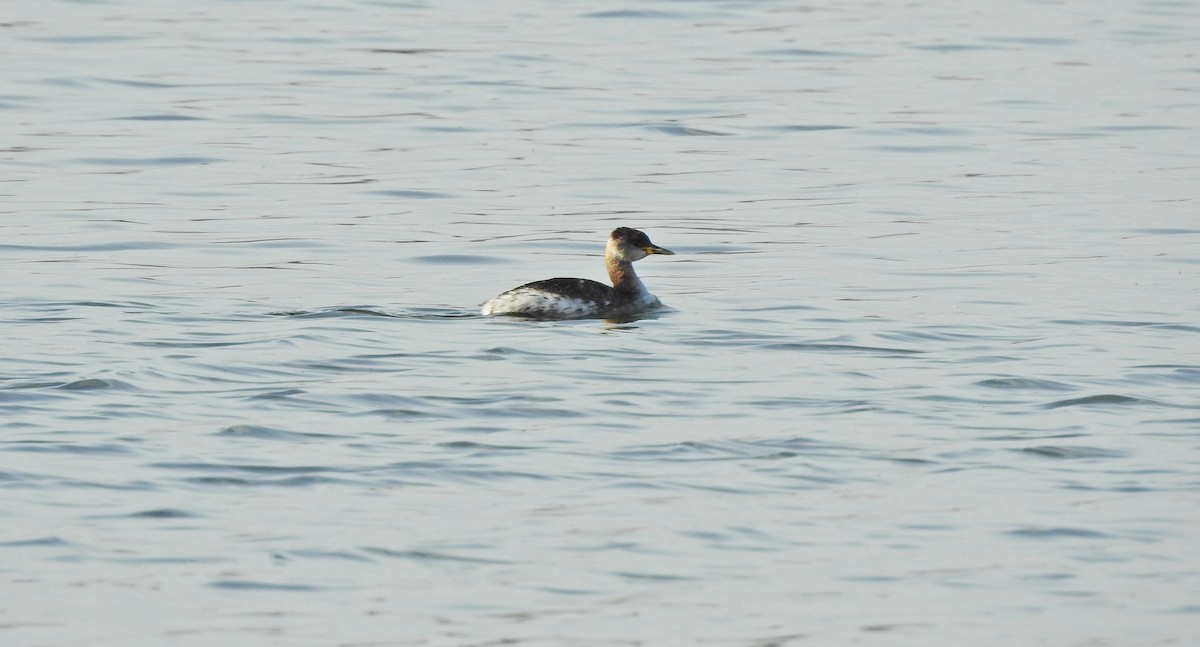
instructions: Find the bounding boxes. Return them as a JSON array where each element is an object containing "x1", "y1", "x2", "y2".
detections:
[{"x1": 3, "y1": 0, "x2": 1199, "y2": 645}]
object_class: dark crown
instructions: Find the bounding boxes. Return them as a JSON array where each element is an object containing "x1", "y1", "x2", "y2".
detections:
[{"x1": 610, "y1": 227, "x2": 651, "y2": 246}]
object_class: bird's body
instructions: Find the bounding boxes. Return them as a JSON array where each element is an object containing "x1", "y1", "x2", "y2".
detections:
[{"x1": 481, "y1": 227, "x2": 674, "y2": 320}]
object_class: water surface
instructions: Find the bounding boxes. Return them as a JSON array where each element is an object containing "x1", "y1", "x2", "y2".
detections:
[{"x1": 3, "y1": 0, "x2": 1199, "y2": 645}]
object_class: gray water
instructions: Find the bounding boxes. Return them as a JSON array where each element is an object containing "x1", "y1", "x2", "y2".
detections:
[{"x1": 3, "y1": 0, "x2": 1199, "y2": 645}]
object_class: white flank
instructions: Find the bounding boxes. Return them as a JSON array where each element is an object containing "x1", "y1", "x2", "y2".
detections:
[{"x1": 481, "y1": 287, "x2": 598, "y2": 318}]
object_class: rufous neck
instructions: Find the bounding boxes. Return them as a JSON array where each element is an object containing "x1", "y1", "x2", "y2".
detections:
[{"x1": 606, "y1": 254, "x2": 643, "y2": 294}]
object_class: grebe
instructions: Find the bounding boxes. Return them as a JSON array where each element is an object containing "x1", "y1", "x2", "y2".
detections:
[{"x1": 482, "y1": 227, "x2": 674, "y2": 320}]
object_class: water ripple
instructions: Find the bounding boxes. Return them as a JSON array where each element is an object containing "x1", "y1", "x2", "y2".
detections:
[
  {"x1": 1042, "y1": 394, "x2": 1174, "y2": 410},
  {"x1": 975, "y1": 377, "x2": 1077, "y2": 391},
  {"x1": 361, "y1": 547, "x2": 511, "y2": 564},
  {"x1": 3, "y1": 441, "x2": 133, "y2": 455},
  {"x1": 125, "y1": 508, "x2": 198, "y2": 519},
  {"x1": 0, "y1": 536, "x2": 70, "y2": 548},
  {"x1": 216, "y1": 425, "x2": 344, "y2": 441},
  {"x1": 1016, "y1": 446, "x2": 1127, "y2": 460},
  {"x1": 1008, "y1": 527, "x2": 1111, "y2": 540},
  {"x1": 209, "y1": 580, "x2": 322, "y2": 592},
  {"x1": 76, "y1": 156, "x2": 221, "y2": 166},
  {"x1": 760, "y1": 342, "x2": 922, "y2": 355}
]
